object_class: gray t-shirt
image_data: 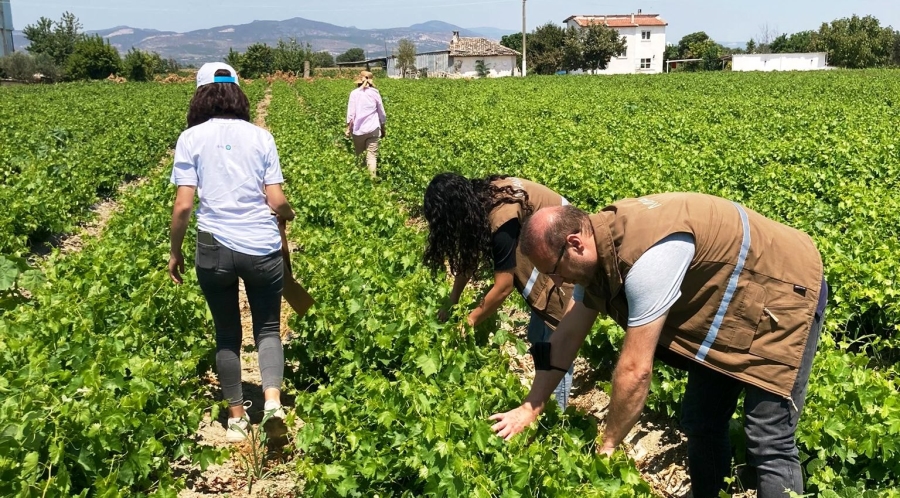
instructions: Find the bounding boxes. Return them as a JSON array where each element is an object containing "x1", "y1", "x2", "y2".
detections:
[{"x1": 574, "y1": 232, "x2": 695, "y2": 327}]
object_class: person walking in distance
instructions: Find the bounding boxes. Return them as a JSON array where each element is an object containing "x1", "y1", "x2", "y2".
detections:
[
  {"x1": 489, "y1": 193, "x2": 828, "y2": 497},
  {"x1": 168, "y1": 62, "x2": 295, "y2": 442},
  {"x1": 345, "y1": 70, "x2": 386, "y2": 177},
  {"x1": 423, "y1": 173, "x2": 576, "y2": 411}
]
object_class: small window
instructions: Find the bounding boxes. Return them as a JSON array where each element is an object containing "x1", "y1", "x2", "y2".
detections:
[
  {"x1": 642, "y1": 30, "x2": 651, "y2": 40},
  {"x1": 640, "y1": 58, "x2": 652, "y2": 69},
  {"x1": 618, "y1": 37, "x2": 628, "y2": 58}
]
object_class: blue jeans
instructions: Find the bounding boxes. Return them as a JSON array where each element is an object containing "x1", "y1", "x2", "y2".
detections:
[
  {"x1": 527, "y1": 311, "x2": 574, "y2": 411},
  {"x1": 681, "y1": 282, "x2": 827, "y2": 498},
  {"x1": 195, "y1": 233, "x2": 284, "y2": 407}
]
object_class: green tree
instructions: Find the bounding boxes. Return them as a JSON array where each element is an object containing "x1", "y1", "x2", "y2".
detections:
[
  {"x1": 563, "y1": 24, "x2": 625, "y2": 73},
  {"x1": 241, "y1": 43, "x2": 274, "y2": 78},
  {"x1": 65, "y1": 34, "x2": 121, "y2": 80},
  {"x1": 272, "y1": 38, "x2": 312, "y2": 73},
  {"x1": 689, "y1": 39, "x2": 725, "y2": 71},
  {"x1": 0, "y1": 52, "x2": 60, "y2": 81},
  {"x1": 562, "y1": 26, "x2": 584, "y2": 72},
  {"x1": 123, "y1": 48, "x2": 160, "y2": 82},
  {"x1": 397, "y1": 38, "x2": 416, "y2": 77},
  {"x1": 224, "y1": 48, "x2": 243, "y2": 71},
  {"x1": 528, "y1": 22, "x2": 567, "y2": 75},
  {"x1": 818, "y1": 15, "x2": 895, "y2": 68},
  {"x1": 893, "y1": 31, "x2": 900, "y2": 66},
  {"x1": 336, "y1": 48, "x2": 365, "y2": 63},
  {"x1": 746, "y1": 39, "x2": 757, "y2": 53},
  {"x1": 580, "y1": 23, "x2": 627, "y2": 72},
  {"x1": 310, "y1": 51, "x2": 335, "y2": 68},
  {"x1": 677, "y1": 31, "x2": 710, "y2": 58},
  {"x1": 22, "y1": 12, "x2": 83, "y2": 66},
  {"x1": 770, "y1": 30, "x2": 818, "y2": 53},
  {"x1": 500, "y1": 32, "x2": 522, "y2": 69}
]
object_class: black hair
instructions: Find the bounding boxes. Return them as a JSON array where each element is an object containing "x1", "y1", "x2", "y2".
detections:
[
  {"x1": 186, "y1": 69, "x2": 251, "y2": 128},
  {"x1": 423, "y1": 172, "x2": 533, "y2": 277}
]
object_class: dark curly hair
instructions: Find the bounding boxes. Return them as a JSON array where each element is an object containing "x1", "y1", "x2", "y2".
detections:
[
  {"x1": 187, "y1": 69, "x2": 251, "y2": 128},
  {"x1": 423, "y1": 172, "x2": 534, "y2": 277}
]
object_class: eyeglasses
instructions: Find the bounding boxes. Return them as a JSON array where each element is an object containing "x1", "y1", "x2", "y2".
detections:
[{"x1": 548, "y1": 240, "x2": 568, "y2": 277}]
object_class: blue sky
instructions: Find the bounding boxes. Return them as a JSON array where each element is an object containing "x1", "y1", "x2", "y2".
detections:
[{"x1": 10, "y1": 0, "x2": 900, "y2": 43}]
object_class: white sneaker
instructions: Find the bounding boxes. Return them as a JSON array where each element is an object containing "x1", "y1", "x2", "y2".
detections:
[
  {"x1": 225, "y1": 414, "x2": 250, "y2": 443},
  {"x1": 263, "y1": 400, "x2": 287, "y2": 438},
  {"x1": 225, "y1": 400, "x2": 252, "y2": 443}
]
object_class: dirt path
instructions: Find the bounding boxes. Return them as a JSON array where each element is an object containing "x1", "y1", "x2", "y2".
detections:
[
  {"x1": 177, "y1": 85, "x2": 306, "y2": 498},
  {"x1": 496, "y1": 308, "x2": 693, "y2": 497},
  {"x1": 27, "y1": 151, "x2": 174, "y2": 258}
]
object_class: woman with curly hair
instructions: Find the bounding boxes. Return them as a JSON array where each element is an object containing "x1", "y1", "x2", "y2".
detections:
[
  {"x1": 168, "y1": 62, "x2": 294, "y2": 442},
  {"x1": 423, "y1": 172, "x2": 575, "y2": 410}
]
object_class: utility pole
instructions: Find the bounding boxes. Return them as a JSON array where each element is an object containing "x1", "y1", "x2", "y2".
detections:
[{"x1": 521, "y1": 0, "x2": 527, "y2": 76}]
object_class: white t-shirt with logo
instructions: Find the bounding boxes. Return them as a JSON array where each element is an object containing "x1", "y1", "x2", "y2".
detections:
[{"x1": 170, "y1": 118, "x2": 285, "y2": 256}]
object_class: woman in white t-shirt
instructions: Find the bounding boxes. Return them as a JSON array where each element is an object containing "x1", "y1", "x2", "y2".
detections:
[{"x1": 168, "y1": 62, "x2": 295, "y2": 443}]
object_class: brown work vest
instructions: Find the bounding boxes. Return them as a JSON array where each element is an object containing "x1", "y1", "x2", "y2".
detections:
[
  {"x1": 489, "y1": 178, "x2": 574, "y2": 327},
  {"x1": 579, "y1": 193, "x2": 823, "y2": 397}
]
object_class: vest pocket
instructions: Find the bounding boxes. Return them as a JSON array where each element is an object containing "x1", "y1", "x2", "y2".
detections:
[{"x1": 730, "y1": 282, "x2": 766, "y2": 350}]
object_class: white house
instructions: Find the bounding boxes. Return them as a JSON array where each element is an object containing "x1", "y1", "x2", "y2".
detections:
[
  {"x1": 447, "y1": 31, "x2": 519, "y2": 77},
  {"x1": 563, "y1": 12, "x2": 667, "y2": 74},
  {"x1": 385, "y1": 31, "x2": 520, "y2": 78},
  {"x1": 730, "y1": 52, "x2": 829, "y2": 72}
]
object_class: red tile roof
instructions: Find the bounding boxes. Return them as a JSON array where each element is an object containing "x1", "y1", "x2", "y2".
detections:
[
  {"x1": 563, "y1": 14, "x2": 668, "y2": 28},
  {"x1": 449, "y1": 37, "x2": 520, "y2": 57}
]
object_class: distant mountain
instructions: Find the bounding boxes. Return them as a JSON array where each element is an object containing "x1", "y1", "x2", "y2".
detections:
[
  {"x1": 468, "y1": 27, "x2": 519, "y2": 40},
  {"x1": 11, "y1": 18, "x2": 513, "y2": 65}
]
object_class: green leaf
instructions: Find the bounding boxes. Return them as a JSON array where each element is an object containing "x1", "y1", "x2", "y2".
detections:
[
  {"x1": 18, "y1": 269, "x2": 47, "y2": 293},
  {"x1": 0, "y1": 256, "x2": 19, "y2": 291},
  {"x1": 416, "y1": 353, "x2": 439, "y2": 377}
]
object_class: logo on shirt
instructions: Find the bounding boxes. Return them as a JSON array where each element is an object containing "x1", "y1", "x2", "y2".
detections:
[
  {"x1": 225, "y1": 145, "x2": 232, "y2": 150},
  {"x1": 638, "y1": 197, "x2": 662, "y2": 210},
  {"x1": 217, "y1": 144, "x2": 233, "y2": 151}
]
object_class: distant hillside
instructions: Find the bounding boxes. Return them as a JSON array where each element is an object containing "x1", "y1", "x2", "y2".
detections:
[{"x1": 11, "y1": 18, "x2": 513, "y2": 65}]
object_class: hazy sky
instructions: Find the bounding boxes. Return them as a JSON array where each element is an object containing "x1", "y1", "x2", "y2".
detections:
[{"x1": 10, "y1": 0, "x2": 900, "y2": 43}]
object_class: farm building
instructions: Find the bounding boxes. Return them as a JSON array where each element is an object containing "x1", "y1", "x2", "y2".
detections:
[
  {"x1": 385, "y1": 31, "x2": 520, "y2": 78},
  {"x1": 563, "y1": 12, "x2": 667, "y2": 74},
  {"x1": 0, "y1": 0, "x2": 13, "y2": 57},
  {"x1": 728, "y1": 52, "x2": 829, "y2": 72}
]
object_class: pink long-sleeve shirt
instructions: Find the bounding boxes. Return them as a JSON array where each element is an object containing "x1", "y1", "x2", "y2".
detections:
[{"x1": 346, "y1": 86, "x2": 386, "y2": 136}]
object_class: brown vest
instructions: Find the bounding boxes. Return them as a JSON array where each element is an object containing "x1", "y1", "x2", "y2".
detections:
[
  {"x1": 579, "y1": 193, "x2": 823, "y2": 397},
  {"x1": 489, "y1": 178, "x2": 574, "y2": 327}
]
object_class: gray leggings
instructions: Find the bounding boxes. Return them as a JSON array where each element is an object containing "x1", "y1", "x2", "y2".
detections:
[{"x1": 195, "y1": 233, "x2": 284, "y2": 407}]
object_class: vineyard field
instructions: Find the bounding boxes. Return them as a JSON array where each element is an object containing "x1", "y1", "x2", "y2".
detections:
[{"x1": 0, "y1": 70, "x2": 898, "y2": 496}]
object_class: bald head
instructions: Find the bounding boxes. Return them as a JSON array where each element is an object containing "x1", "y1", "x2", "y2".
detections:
[{"x1": 520, "y1": 205, "x2": 591, "y2": 260}]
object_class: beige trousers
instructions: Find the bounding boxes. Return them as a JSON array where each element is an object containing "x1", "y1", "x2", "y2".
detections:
[{"x1": 352, "y1": 129, "x2": 380, "y2": 176}]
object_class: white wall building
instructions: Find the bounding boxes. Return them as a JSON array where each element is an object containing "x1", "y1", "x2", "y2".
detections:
[
  {"x1": 731, "y1": 52, "x2": 829, "y2": 72},
  {"x1": 385, "y1": 32, "x2": 520, "y2": 78},
  {"x1": 563, "y1": 13, "x2": 667, "y2": 75}
]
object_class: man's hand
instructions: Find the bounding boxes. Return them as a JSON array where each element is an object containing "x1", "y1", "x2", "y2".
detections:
[
  {"x1": 489, "y1": 404, "x2": 539, "y2": 441},
  {"x1": 437, "y1": 307, "x2": 451, "y2": 323},
  {"x1": 168, "y1": 250, "x2": 185, "y2": 284},
  {"x1": 597, "y1": 444, "x2": 615, "y2": 457}
]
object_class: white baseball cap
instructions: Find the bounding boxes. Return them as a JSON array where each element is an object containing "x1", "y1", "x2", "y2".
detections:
[{"x1": 196, "y1": 62, "x2": 240, "y2": 88}]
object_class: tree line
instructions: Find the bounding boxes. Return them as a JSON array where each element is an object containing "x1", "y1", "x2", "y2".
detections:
[
  {"x1": 500, "y1": 23, "x2": 627, "y2": 75},
  {"x1": 0, "y1": 12, "x2": 181, "y2": 82},
  {"x1": 502, "y1": 14, "x2": 900, "y2": 74}
]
